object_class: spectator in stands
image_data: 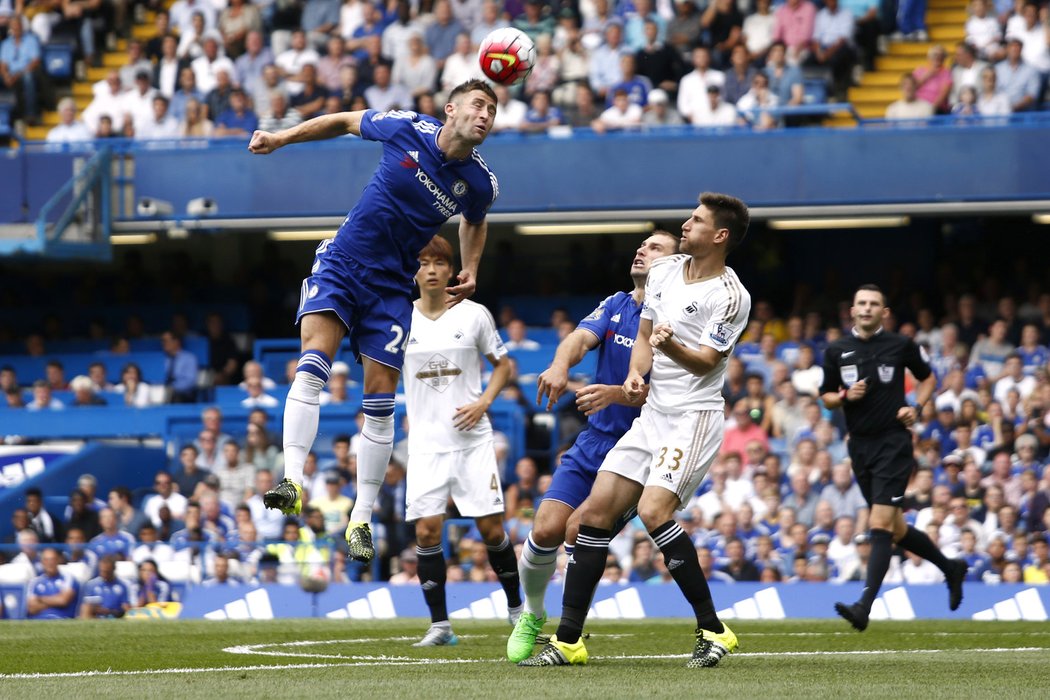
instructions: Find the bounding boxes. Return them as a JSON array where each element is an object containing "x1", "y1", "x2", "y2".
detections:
[
  {"x1": 44, "y1": 359, "x2": 66, "y2": 390},
  {"x1": 217, "y1": 441, "x2": 255, "y2": 507},
  {"x1": 521, "y1": 90, "x2": 563, "y2": 131},
  {"x1": 912, "y1": 45, "x2": 953, "y2": 113},
  {"x1": 80, "y1": 555, "x2": 131, "y2": 619},
  {"x1": 983, "y1": 450, "x2": 1023, "y2": 507},
  {"x1": 677, "y1": 47, "x2": 725, "y2": 124},
  {"x1": 25, "y1": 487, "x2": 60, "y2": 542},
  {"x1": 202, "y1": 551, "x2": 238, "y2": 586},
  {"x1": 524, "y1": 33, "x2": 560, "y2": 98},
  {"x1": 277, "y1": 28, "x2": 322, "y2": 96},
  {"x1": 144, "y1": 10, "x2": 172, "y2": 62},
  {"x1": 996, "y1": 37, "x2": 1041, "y2": 112},
  {"x1": 491, "y1": 83, "x2": 527, "y2": 131},
  {"x1": 471, "y1": 0, "x2": 507, "y2": 47},
  {"x1": 564, "y1": 81, "x2": 600, "y2": 127},
  {"x1": 503, "y1": 318, "x2": 540, "y2": 350},
  {"x1": 248, "y1": 469, "x2": 285, "y2": 540},
  {"x1": 24, "y1": 379, "x2": 59, "y2": 411},
  {"x1": 133, "y1": 559, "x2": 172, "y2": 605},
  {"x1": 213, "y1": 87, "x2": 258, "y2": 137},
  {"x1": 65, "y1": 490, "x2": 101, "y2": 540},
  {"x1": 241, "y1": 376, "x2": 280, "y2": 408},
  {"x1": 885, "y1": 73, "x2": 934, "y2": 119},
  {"x1": 192, "y1": 32, "x2": 236, "y2": 96},
  {"x1": 86, "y1": 363, "x2": 112, "y2": 393},
  {"x1": 363, "y1": 62, "x2": 412, "y2": 111},
  {"x1": 113, "y1": 362, "x2": 151, "y2": 408},
  {"x1": 702, "y1": 0, "x2": 744, "y2": 69},
  {"x1": 314, "y1": 35, "x2": 351, "y2": 94},
  {"x1": 205, "y1": 67, "x2": 235, "y2": 121},
  {"x1": 967, "y1": 0, "x2": 1003, "y2": 61},
  {"x1": 1005, "y1": 3, "x2": 1050, "y2": 76},
  {"x1": 426, "y1": 0, "x2": 465, "y2": 71},
  {"x1": 592, "y1": 86, "x2": 643, "y2": 131},
  {"x1": 995, "y1": 354, "x2": 1037, "y2": 403},
  {"x1": 784, "y1": 471, "x2": 821, "y2": 525},
  {"x1": 634, "y1": 17, "x2": 685, "y2": 97},
  {"x1": 589, "y1": 20, "x2": 627, "y2": 104},
  {"x1": 289, "y1": 62, "x2": 329, "y2": 119},
  {"x1": 172, "y1": 0, "x2": 217, "y2": 38},
  {"x1": 692, "y1": 84, "x2": 738, "y2": 126},
  {"x1": 11, "y1": 527, "x2": 41, "y2": 572},
  {"x1": 773, "y1": 0, "x2": 817, "y2": 65},
  {"x1": 720, "y1": 537, "x2": 761, "y2": 581},
  {"x1": 736, "y1": 71, "x2": 780, "y2": 128},
  {"x1": 326, "y1": 361, "x2": 352, "y2": 404},
  {"x1": 46, "y1": 97, "x2": 93, "y2": 143},
  {"x1": 820, "y1": 462, "x2": 869, "y2": 524},
  {"x1": 723, "y1": 44, "x2": 757, "y2": 105},
  {"x1": 666, "y1": 0, "x2": 700, "y2": 56},
  {"x1": 0, "y1": 14, "x2": 43, "y2": 125},
  {"x1": 514, "y1": 0, "x2": 555, "y2": 43},
  {"x1": 116, "y1": 39, "x2": 152, "y2": 89},
  {"x1": 178, "y1": 10, "x2": 208, "y2": 61},
  {"x1": 971, "y1": 319, "x2": 1014, "y2": 378},
  {"x1": 218, "y1": 0, "x2": 262, "y2": 59},
  {"x1": 392, "y1": 33, "x2": 436, "y2": 99},
  {"x1": 144, "y1": 471, "x2": 189, "y2": 528},
  {"x1": 301, "y1": 0, "x2": 341, "y2": 53},
  {"x1": 136, "y1": 94, "x2": 181, "y2": 139},
  {"x1": 69, "y1": 374, "x2": 106, "y2": 406},
  {"x1": 808, "y1": 0, "x2": 856, "y2": 100},
  {"x1": 244, "y1": 422, "x2": 283, "y2": 472},
  {"x1": 951, "y1": 42, "x2": 989, "y2": 105},
  {"x1": 132, "y1": 523, "x2": 175, "y2": 565},
  {"x1": 26, "y1": 548, "x2": 79, "y2": 620},
  {"x1": 106, "y1": 485, "x2": 148, "y2": 536},
  {"x1": 624, "y1": 0, "x2": 664, "y2": 54},
  {"x1": 168, "y1": 66, "x2": 202, "y2": 123},
  {"x1": 642, "y1": 87, "x2": 684, "y2": 126},
  {"x1": 173, "y1": 444, "x2": 208, "y2": 497},
  {"x1": 91, "y1": 507, "x2": 138, "y2": 559},
  {"x1": 162, "y1": 331, "x2": 199, "y2": 403},
  {"x1": 235, "y1": 31, "x2": 273, "y2": 102},
  {"x1": 312, "y1": 472, "x2": 353, "y2": 536}
]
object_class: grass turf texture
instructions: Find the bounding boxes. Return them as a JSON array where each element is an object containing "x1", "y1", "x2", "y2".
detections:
[{"x1": 2, "y1": 619, "x2": 1050, "y2": 698}]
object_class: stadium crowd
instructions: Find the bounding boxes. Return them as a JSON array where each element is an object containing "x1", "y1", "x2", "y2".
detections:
[
  {"x1": 2, "y1": 0, "x2": 1049, "y2": 140},
  {"x1": 3, "y1": 275, "x2": 1050, "y2": 619}
]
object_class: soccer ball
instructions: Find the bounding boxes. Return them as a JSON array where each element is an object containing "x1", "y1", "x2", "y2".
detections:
[{"x1": 477, "y1": 27, "x2": 536, "y2": 86}]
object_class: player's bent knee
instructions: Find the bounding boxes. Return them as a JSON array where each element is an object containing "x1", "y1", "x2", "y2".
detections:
[
  {"x1": 576, "y1": 500, "x2": 618, "y2": 531},
  {"x1": 415, "y1": 517, "x2": 443, "y2": 547}
]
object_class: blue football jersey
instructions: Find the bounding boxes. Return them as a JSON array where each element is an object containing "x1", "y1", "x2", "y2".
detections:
[
  {"x1": 576, "y1": 291, "x2": 644, "y2": 436},
  {"x1": 82, "y1": 576, "x2": 130, "y2": 613},
  {"x1": 332, "y1": 110, "x2": 499, "y2": 283},
  {"x1": 27, "y1": 572, "x2": 80, "y2": 619}
]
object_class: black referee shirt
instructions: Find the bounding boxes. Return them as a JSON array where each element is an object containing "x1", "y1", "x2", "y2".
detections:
[{"x1": 819, "y1": 328, "x2": 932, "y2": 437}]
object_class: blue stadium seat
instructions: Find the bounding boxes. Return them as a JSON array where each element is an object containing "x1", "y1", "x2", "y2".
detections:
[
  {"x1": 0, "y1": 352, "x2": 170, "y2": 385},
  {"x1": 43, "y1": 43, "x2": 74, "y2": 81},
  {"x1": 803, "y1": 79, "x2": 828, "y2": 105}
]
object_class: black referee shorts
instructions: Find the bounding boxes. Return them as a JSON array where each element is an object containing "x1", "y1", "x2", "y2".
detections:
[{"x1": 846, "y1": 431, "x2": 915, "y2": 508}]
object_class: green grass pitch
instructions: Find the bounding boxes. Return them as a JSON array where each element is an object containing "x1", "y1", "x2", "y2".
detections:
[{"x1": 2, "y1": 618, "x2": 1050, "y2": 699}]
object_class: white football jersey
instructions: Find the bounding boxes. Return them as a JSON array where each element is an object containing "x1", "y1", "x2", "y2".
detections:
[
  {"x1": 641, "y1": 254, "x2": 751, "y2": 412},
  {"x1": 402, "y1": 300, "x2": 507, "y2": 455}
]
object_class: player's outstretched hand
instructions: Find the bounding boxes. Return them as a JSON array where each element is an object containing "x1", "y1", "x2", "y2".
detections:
[
  {"x1": 622, "y1": 370, "x2": 646, "y2": 403},
  {"x1": 536, "y1": 365, "x2": 569, "y2": 411},
  {"x1": 445, "y1": 270, "x2": 476, "y2": 307},
  {"x1": 248, "y1": 130, "x2": 278, "y2": 154},
  {"x1": 576, "y1": 384, "x2": 618, "y2": 417},
  {"x1": 650, "y1": 322, "x2": 674, "y2": 349},
  {"x1": 453, "y1": 400, "x2": 488, "y2": 431}
]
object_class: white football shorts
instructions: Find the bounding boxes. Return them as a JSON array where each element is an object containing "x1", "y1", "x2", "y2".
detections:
[
  {"x1": 599, "y1": 406, "x2": 724, "y2": 505},
  {"x1": 406, "y1": 441, "x2": 505, "y2": 520}
]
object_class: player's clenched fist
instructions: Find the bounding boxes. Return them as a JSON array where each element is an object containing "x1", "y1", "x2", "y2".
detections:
[
  {"x1": 248, "y1": 130, "x2": 279, "y2": 154},
  {"x1": 622, "y1": 370, "x2": 646, "y2": 402},
  {"x1": 650, "y1": 322, "x2": 675, "y2": 349}
]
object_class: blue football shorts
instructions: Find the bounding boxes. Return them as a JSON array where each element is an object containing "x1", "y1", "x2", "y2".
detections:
[
  {"x1": 542, "y1": 426, "x2": 622, "y2": 510},
  {"x1": 296, "y1": 241, "x2": 412, "y2": 371}
]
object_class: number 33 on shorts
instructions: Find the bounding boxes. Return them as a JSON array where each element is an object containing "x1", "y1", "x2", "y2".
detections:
[{"x1": 655, "y1": 446, "x2": 683, "y2": 471}]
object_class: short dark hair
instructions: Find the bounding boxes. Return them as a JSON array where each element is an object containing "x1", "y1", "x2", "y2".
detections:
[
  {"x1": 700, "y1": 192, "x2": 750, "y2": 254},
  {"x1": 854, "y1": 284, "x2": 886, "y2": 305},
  {"x1": 448, "y1": 79, "x2": 497, "y2": 106},
  {"x1": 25, "y1": 487, "x2": 42, "y2": 499},
  {"x1": 333, "y1": 434, "x2": 352, "y2": 445},
  {"x1": 418, "y1": 234, "x2": 454, "y2": 266}
]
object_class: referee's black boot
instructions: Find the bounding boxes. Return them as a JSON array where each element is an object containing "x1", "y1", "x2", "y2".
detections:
[{"x1": 834, "y1": 601, "x2": 870, "y2": 632}]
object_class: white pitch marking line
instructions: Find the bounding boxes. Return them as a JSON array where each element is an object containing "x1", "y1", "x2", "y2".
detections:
[{"x1": 3, "y1": 647, "x2": 1049, "y2": 680}]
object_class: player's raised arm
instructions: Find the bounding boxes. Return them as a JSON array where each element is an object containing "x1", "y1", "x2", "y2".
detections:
[
  {"x1": 650, "y1": 324, "x2": 724, "y2": 377},
  {"x1": 248, "y1": 110, "x2": 366, "y2": 154},
  {"x1": 446, "y1": 217, "x2": 487, "y2": 307}
]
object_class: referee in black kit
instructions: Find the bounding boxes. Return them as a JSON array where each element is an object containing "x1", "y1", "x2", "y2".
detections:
[{"x1": 819, "y1": 284, "x2": 967, "y2": 631}]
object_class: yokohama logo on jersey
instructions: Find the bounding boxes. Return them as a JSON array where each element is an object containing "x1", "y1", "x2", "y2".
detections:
[{"x1": 414, "y1": 169, "x2": 458, "y2": 218}]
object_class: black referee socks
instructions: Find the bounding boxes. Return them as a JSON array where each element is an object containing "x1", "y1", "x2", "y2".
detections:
[
  {"x1": 859, "y1": 528, "x2": 894, "y2": 610},
  {"x1": 898, "y1": 526, "x2": 952, "y2": 572}
]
